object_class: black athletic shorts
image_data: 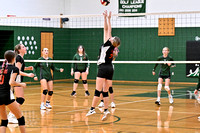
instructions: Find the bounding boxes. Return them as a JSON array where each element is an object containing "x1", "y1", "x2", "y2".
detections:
[
  {"x1": 0, "y1": 96, "x2": 15, "y2": 105},
  {"x1": 159, "y1": 75, "x2": 171, "y2": 79},
  {"x1": 97, "y1": 63, "x2": 114, "y2": 80},
  {"x1": 74, "y1": 69, "x2": 86, "y2": 73}
]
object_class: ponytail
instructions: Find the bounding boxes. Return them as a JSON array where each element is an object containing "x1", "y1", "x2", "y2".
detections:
[
  {"x1": 14, "y1": 44, "x2": 22, "y2": 55},
  {"x1": 0, "y1": 59, "x2": 7, "y2": 82}
]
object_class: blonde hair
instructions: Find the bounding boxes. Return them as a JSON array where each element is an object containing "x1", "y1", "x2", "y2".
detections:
[{"x1": 163, "y1": 47, "x2": 170, "y2": 51}]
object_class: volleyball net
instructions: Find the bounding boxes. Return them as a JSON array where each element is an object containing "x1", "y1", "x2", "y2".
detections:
[{"x1": 0, "y1": 11, "x2": 200, "y2": 83}]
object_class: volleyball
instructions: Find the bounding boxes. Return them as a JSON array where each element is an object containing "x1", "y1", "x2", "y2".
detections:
[{"x1": 100, "y1": 0, "x2": 110, "y2": 6}]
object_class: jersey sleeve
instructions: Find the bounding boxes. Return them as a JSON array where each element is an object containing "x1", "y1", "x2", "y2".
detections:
[
  {"x1": 49, "y1": 58, "x2": 60, "y2": 72},
  {"x1": 170, "y1": 57, "x2": 175, "y2": 67},
  {"x1": 33, "y1": 59, "x2": 40, "y2": 77},
  {"x1": 71, "y1": 54, "x2": 77, "y2": 69},
  {"x1": 153, "y1": 57, "x2": 161, "y2": 71},
  {"x1": 50, "y1": 63, "x2": 60, "y2": 72},
  {"x1": 16, "y1": 55, "x2": 23, "y2": 64},
  {"x1": 13, "y1": 67, "x2": 19, "y2": 75}
]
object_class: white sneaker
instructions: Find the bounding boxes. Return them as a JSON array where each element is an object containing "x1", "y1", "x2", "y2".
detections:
[
  {"x1": 111, "y1": 102, "x2": 116, "y2": 108},
  {"x1": 98, "y1": 102, "x2": 104, "y2": 108},
  {"x1": 8, "y1": 112, "x2": 18, "y2": 124},
  {"x1": 46, "y1": 102, "x2": 52, "y2": 109},
  {"x1": 40, "y1": 110, "x2": 46, "y2": 116},
  {"x1": 86, "y1": 109, "x2": 96, "y2": 116},
  {"x1": 40, "y1": 103, "x2": 46, "y2": 110},
  {"x1": 102, "y1": 110, "x2": 110, "y2": 121},
  {"x1": 169, "y1": 95, "x2": 174, "y2": 104},
  {"x1": 197, "y1": 98, "x2": 200, "y2": 104}
]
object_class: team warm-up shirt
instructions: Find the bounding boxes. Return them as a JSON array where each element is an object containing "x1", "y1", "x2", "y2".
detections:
[
  {"x1": 0, "y1": 64, "x2": 19, "y2": 97},
  {"x1": 15, "y1": 55, "x2": 25, "y2": 82},
  {"x1": 33, "y1": 57, "x2": 60, "y2": 79},
  {"x1": 97, "y1": 40, "x2": 115, "y2": 65},
  {"x1": 71, "y1": 53, "x2": 89, "y2": 71},
  {"x1": 153, "y1": 55, "x2": 175, "y2": 76}
]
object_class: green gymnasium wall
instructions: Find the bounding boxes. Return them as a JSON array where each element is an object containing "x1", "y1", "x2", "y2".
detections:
[
  {"x1": 0, "y1": 26, "x2": 199, "y2": 83},
  {"x1": 69, "y1": 27, "x2": 199, "y2": 83},
  {"x1": 0, "y1": 26, "x2": 71, "y2": 82}
]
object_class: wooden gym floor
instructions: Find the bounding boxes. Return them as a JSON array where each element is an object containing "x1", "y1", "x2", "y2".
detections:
[{"x1": 5, "y1": 80, "x2": 200, "y2": 133}]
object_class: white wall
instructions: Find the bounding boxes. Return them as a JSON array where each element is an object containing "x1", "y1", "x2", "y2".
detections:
[
  {"x1": 147, "y1": 0, "x2": 200, "y2": 13},
  {"x1": 1, "y1": 0, "x2": 199, "y2": 17},
  {"x1": 0, "y1": 0, "x2": 66, "y2": 16},
  {"x1": 68, "y1": 0, "x2": 200, "y2": 15},
  {"x1": 69, "y1": 0, "x2": 118, "y2": 15}
]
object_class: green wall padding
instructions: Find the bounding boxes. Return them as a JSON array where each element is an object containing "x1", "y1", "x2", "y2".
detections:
[{"x1": 0, "y1": 26, "x2": 199, "y2": 83}]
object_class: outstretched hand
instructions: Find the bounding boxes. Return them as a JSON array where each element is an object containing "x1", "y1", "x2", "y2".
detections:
[
  {"x1": 28, "y1": 73, "x2": 34, "y2": 78},
  {"x1": 108, "y1": 11, "x2": 111, "y2": 19},
  {"x1": 34, "y1": 77, "x2": 38, "y2": 81},
  {"x1": 103, "y1": 10, "x2": 107, "y2": 17},
  {"x1": 60, "y1": 68, "x2": 64, "y2": 72},
  {"x1": 152, "y1": 71, "x2": 156, "y2": 75}
]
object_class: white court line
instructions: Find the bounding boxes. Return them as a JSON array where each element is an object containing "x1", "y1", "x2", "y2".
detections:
[
  {"x1": 56, "y1": 108, "x2": 88, "y2": 114},
  {"x1": 116, "y1": 108, "x2": 200, "y2": 115},
  {"x1": 53, "y1": 93, "x2": 189, "y2": 115},
  {"x1": 25, "y1": 90, "x2": 72, "y2": 96},
  {"x1": 24, "y1": 103, "x2": 86, "y2": 108},
  {"x1": 116, "y1": 93, "x2": 188, "y2": 106}
]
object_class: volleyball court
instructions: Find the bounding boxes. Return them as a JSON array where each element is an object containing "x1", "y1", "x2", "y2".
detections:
[{"x1": 1, "y1": 11, "x2": 200, "y2": 132}]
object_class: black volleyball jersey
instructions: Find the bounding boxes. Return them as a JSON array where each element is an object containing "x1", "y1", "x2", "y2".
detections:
[
  {"x1": 0, "y1": 64, "x2": 19, "y2": 96},
  {"x1": 15, "y1": 55, "x2": 25, "y2": 82},
  {"x1": 97, "y1": 40, "x2": 115, "y2": 65}
]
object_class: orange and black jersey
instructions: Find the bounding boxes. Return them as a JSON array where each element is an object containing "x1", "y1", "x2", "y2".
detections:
[
  {"x1": 0, "y1": 64, "x2": 19, "y2": 96},
  {"x1": 97, "y1": 39, "x2": 115, "y2": 65}
]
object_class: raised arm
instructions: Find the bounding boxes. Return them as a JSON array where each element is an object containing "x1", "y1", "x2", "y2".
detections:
[
  {"x1": 103, "y1": 10, "x2": 109, "y2": 43},
  {"x1": 24, "y1": 66, "x2": 33, "y2": 71},
  {"x1": 107, "y1": 11, "x2": 112, "y2": 39},
  {"x1": 20, "y1": 71, "x2": 34, "y2": 78}
]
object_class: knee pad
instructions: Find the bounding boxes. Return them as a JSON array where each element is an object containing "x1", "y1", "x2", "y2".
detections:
[
  {"x1": 16, "y1": 97, "x2": 25, "y2": 105},
  {"x1": 157, "y1": 84, "x2": 162, "y2": 91},
  {"x1": 82, "y1": 80, "x2": 87, "y2": 84},
  {"x1": 164, "y1": 86, "x2": 170, "y2": 91},
  {"x1": 1, "y1": 119, "x2": 8, "y2": 127},
  {"x1": 109, "y1": 87, "x2": 113, "y2": 94},
  {"x1": 94, "y1": 89, "x2": 101, "y2": 97},
  {"x1": 74, "y1": 79, "x2": 79, "y2": 83},
  {"x1": 48, "y1": 91, "x2": 53, "y2": 96},
  {"x1": 18, "y1": 116, "x2": 25, "y2": 126},
  {"x1": 43, "y1": 89, "x2": 48, "y2": 95},
  {"x1": 102, "y1": 92, "x2": 109, "y2": 97}
]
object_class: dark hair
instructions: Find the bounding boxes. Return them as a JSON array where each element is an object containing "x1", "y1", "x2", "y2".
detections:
[
  {"x1": 5, "y1": 50, "x2": 15, "y2": 63},
  {"x1": 14, "y1": 44, "x2": 22, "y2": 55},
  {"x1": 77, "y1": 45, "x2": 85, "y2": 56},
  {"x1": 0, "y1": 50, "x2": 15, "y2": 82}
]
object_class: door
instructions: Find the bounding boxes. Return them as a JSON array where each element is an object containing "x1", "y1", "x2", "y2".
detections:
[{"x1": 41, "y1": 32, "x2": 53, "y2": 58}]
